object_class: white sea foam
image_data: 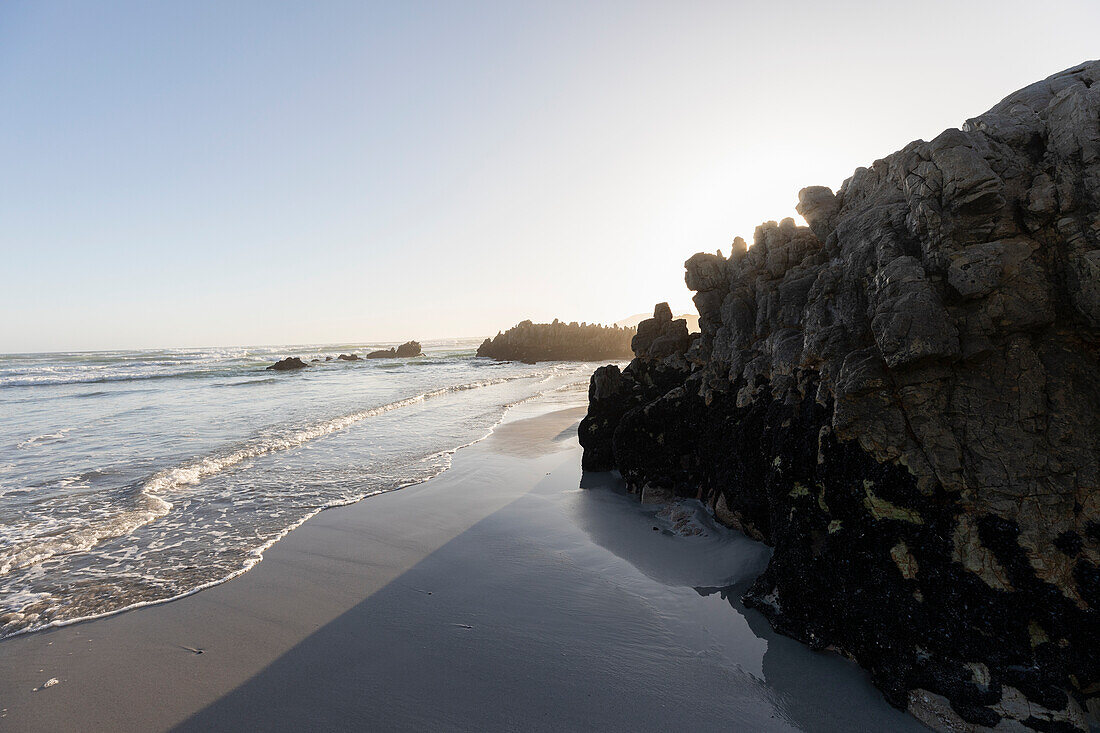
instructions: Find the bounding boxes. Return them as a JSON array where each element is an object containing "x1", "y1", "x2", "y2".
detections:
[
  {"x1": 0, "y1": 493, "x2": 170, "y2": 578},
  {"x1": 136, "y1": 378, "x2": 516, "y2": 501},
  {"x1": 15, "y1": 429, "x2": 74, "y2": 449}
]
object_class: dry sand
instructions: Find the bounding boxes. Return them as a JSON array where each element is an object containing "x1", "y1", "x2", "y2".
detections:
[{"x1": 0, "y1": 393, "x2": 924, "y2": 732}]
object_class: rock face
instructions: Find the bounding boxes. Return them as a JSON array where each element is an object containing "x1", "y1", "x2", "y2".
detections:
[
  {"x1": 580, "y1": 62, "x2": 1100, "y2": 732},
  {"x1": 630, "y1": 302, "x2": 696, "y2": 361},
  {"x1": 476, "y1": 319, "x2": 635, "y2": 363},
  {"x1": 615, "y1": 311, "x2": 701, "y2": 332},
  {"x1": 266, "y1": 357, "x2": 309, "y2": 371},
  {"x1": 365, "y1": 349, "x2": 396, "y2": 359},
  {"x1": 395, "y1": 340, "x2": 422, "y2": 357}
]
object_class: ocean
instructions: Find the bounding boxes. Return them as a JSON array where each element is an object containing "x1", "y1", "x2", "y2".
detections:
[{"x1": 0, "y1": 341, "x2": 595, "y2": 638}]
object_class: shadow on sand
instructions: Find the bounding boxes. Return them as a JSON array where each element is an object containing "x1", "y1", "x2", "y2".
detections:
[{"x1": 174, "y1": 469, "x2": 924, "y2": 732}]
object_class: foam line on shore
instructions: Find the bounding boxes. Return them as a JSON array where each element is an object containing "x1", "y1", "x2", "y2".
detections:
[
  {"x1": 0, "y1": 375, "x2": 540, "y2": 580},
  {"x1": 0, "y1": 379, "x2": 588, "y2": 640}
]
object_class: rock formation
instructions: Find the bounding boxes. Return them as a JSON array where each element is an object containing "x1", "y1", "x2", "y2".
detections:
[
  {"x1": 266, "y1": 357, "x2": 309, "y2": 371},
  {"x1": 363, "y1": 341, "x2": 422, "y2": 359},
  {"x1": 580, "y1": 62, "x2": 1100, "y2": 732},
  {"x1": 615, "y1": 311, "x2": 701, "y2": 332},
  {"x1": 337, "y1": 353, "x2": 359, "y2": 361},
  {"x1": 395, "y1": 340, "x2": 422, "y2": 357},
  {"x1": 631, "y1": 302, "x2": 696, "y2": 362},
  {"x1": 476, "y1": 319, "x2": 635, "y2": 363}
]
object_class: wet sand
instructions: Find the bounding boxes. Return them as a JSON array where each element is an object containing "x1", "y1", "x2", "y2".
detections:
[{"x1": 0, "y1": 394, "x2": 924, "y2": 732}]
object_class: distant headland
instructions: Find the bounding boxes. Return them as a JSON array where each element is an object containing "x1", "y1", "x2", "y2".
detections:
[{"x1": 477, "y1": 319, "x2": 635, "y2": 363}]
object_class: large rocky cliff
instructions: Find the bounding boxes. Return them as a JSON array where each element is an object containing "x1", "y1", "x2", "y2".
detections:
[{"x1": 580, "y1": 62, "x2": 1100, "y2": 731}]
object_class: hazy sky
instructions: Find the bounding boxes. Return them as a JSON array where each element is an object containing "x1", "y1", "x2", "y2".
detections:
[{"x1": 2, "y1": 1, "x2": 1098, "y2": 352}]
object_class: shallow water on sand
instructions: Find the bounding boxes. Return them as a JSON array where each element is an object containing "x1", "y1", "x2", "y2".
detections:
[{"x1": 0, "y1": 340, "x2": 595, "y2": 637}]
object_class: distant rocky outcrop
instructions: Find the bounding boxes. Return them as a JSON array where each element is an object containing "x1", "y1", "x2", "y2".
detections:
[
  {"x1": 395, "y1": 340, "x2": 422, "y2": 357},
  {"x1": 364, "y1": 340, "x2": 422, "y2": 359},
  {"x1": 476, "y1": 319, "x2": 635, "y2": 363},
  {"x1": 581, "y1": 62, "x2": 1100, "y2": 732},
  {"x1": 337, "y1": 353, "x2": 359, "y2": 361},
  {"x1": 266, "y1": 357, "x2": 309, "y2": 371}
]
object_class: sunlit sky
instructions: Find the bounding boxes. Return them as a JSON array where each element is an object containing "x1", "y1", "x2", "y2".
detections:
[{"x1": 2, "y1": 1, "x2": 1098, "y2": 352}]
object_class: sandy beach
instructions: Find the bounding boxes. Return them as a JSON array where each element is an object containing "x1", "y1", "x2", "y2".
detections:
[{"x1": 0, "y1": 393, "x2": 923, "y2": 732}]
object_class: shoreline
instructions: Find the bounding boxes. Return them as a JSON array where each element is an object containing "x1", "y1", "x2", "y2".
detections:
[
  {"x1": 0, "y1": 391, "x2": 923, "y2": 731},
  {"x1": 1, "y1": 379, "x2": 588, "y2": 643}
]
